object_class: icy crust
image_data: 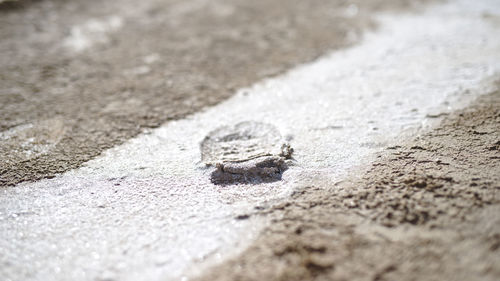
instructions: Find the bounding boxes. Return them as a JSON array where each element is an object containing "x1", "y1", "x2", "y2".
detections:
[{"x1": 210, "y1": 157, "x2": 286, "y2": 185}]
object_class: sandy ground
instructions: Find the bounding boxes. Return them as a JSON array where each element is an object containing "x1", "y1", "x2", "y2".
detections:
[
  {"x1": 196, "y1": 90, "x2": 500, "y2": 281},
  {"x1": 0, "y1": 0, "x2": 434, "y2": 187}
]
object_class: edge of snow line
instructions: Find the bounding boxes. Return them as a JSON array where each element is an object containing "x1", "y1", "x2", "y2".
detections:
[{"x1": 2, "y1": 0, "x2": 500, "y2": 280}]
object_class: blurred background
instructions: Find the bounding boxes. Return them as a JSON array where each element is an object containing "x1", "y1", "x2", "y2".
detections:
[{"x1": 0, "y1": 0, "x2": 430, "y2": 186}]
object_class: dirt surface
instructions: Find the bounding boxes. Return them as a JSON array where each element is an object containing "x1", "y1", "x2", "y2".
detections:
[
  {"x1": 195, "y1": 90, "x2": 500, "y2": 281},
  {"x1": 0, "y1": 0, "x2": 435, "y2": 187}
]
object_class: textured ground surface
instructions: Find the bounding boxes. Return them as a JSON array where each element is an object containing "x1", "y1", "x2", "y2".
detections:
[
  {"x1": 0, "y1": 0, "x2": 433, "y2": 186},
  {"x1": 2, "y1": 1, "x2": 499, "y2": 281},
  {"x1": 196, "y1": 90, "x2": 500, "y2": 281}
]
